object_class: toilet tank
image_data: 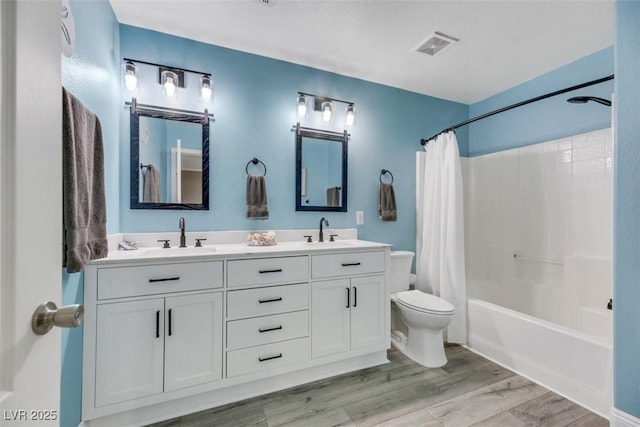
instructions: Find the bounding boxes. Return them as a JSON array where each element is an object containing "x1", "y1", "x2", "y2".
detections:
[{"x1": 389, "y1": 251, "x2": 415, "y2": 293}]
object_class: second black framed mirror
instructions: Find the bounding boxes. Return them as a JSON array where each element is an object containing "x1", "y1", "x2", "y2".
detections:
[{"x1": 295, "y1": 123, "x2": 348, "y2": 212}]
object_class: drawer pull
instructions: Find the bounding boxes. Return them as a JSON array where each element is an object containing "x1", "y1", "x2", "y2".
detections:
[
  {"x1": 258, "y1": 325, "x2": 283, "y2": 333},
  {"x1": 155, "y1": 310, "x2": 160, "y2": 338},
  {"x1": 148, "y1": 276, "x2": 180, "y2": 283},
  {"x1": 258, "y1": 353, "x2": 283, "y2": 362},
  {"x1": 258, "y1": 297, "x2": 283, "y2": 304},
  {"x1": 258, "y1": 268, "x2": 283, "y2": 274},
  {"x1": 341, "y1": 262, "x2": 361, "y2": 267}
]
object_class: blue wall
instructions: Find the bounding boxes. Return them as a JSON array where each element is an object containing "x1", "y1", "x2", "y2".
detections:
[
  {"x1": 118, "y1": 25, "x2": 469, "y2": 256},
  {"x1": 614, "y1": 0, "x2": 640, "y2": 419},
  {"x1": 468, "y1": 47, "x2": 613, "y2": 156},
  {"x1": 60, "y1": 1, "x2": 120, "y2": 426}
]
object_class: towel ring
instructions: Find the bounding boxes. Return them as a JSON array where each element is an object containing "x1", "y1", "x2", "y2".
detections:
[
  {"x1": 140, "y1": 163, "x2": 151, "y2": 170},
  {"x1": 246, "y1": 158, "x2": 267, "y2": 176},
  {"x1": 380, "y1": 169, "x2": 394, "y2": 184}
]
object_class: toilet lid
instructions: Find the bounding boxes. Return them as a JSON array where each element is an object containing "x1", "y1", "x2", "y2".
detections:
[{"x1": 396, "y1": 290, "x2": 455, "y2": 314}]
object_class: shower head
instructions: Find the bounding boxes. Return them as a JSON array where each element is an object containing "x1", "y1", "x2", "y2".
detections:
[{"x1": 567, "y1": 96, "x2": 611, "y2": 107}]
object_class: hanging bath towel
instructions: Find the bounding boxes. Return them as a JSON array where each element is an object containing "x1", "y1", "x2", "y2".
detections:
[
  {"x1": 246, "y1": 175, "x2": 269, "y2": 219},
  {"x1": 62, "y1": 87, "x2": 108, "y2": 273},
  {"x1": 143, "y1": 165, "x2": 161, "y2": 203},
  {"x1": 379, "y1": 182, "x2": 397, "y2": 221},
  {"x1": 326, "y1": 186, "x2": 341, "y2": 207}
]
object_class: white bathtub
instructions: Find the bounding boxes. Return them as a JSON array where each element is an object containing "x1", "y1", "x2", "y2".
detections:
[{"x1": 466, "y1": 298, "x2": 612, "y2": 418}]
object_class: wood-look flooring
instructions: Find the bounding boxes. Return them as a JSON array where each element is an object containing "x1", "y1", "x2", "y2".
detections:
[{"x1": 149, "y1": 345, "x2": 608, "y2": 427}]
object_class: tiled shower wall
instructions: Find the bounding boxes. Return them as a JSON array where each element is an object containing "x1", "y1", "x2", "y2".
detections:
[{"x1": 464, "y1": 128, "x2": 613, "y2": 340}]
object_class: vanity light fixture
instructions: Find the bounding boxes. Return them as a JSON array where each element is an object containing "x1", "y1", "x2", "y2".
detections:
[
  {"x1": 321, "y1": 101, "x2": 332, "y2": 122},
  {"x1": 345, "y1": 104, "x2": 355, "y2": 126},
  {"x1": 297, "y1": 91, "x2": 356, "y2": 127},
  {"x1": 161, "y1": 70, "x2": 178, "y2": 98},
  {"x1": 124, "y1": 61, "x2": 138, "y2": 91},
  {"x1": 201, "y1": 75, "x2": 212, "y2": 102},
  {"x1": 297, "y1": 94, "x2": 307, "y2": 118},
  {"x1": 122, "y1": 58, "x2": 213, "y2": 103}
]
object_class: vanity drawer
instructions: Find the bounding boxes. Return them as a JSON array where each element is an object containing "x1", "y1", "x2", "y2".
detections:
[
  {"x1": 97, "y1": 261, "x2": 223, "y2": 300},
  {"x1": 227, "y1": 310, "x2": 309, "y2": 350},
  {"x1": 227, "y1": 283, "x2": 309, "y2": 320},
  {"x1": 226, "y1": 337, "x2": 310, "y2": 378},
  {"x1": 311, "y1": 251, "x2": 385, "y2": 279},
  {"x1": 227, "y1": 256, "x2": 308, "y2": 288}
]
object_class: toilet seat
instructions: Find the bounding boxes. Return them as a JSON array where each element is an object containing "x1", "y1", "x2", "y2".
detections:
[{"x1": 396, "y1": 290, "x2": 454, "y2": 315}]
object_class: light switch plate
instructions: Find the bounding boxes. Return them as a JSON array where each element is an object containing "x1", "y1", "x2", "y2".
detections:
[{"x1": 356, "y1": 211, "x2": 364, "y2": 225}]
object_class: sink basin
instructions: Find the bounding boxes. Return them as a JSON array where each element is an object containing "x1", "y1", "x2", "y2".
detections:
[
  {"x1": 279, "y1": 240, "x2": 356, "y2": 249},
  {"x1": 135, "y1": 246, "x2": 217, "y2": 257}
]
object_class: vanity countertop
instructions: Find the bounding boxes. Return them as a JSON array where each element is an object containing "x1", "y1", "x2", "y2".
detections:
[{"x1": 91, "y1": 239, "x2": 391, "y2": 265}]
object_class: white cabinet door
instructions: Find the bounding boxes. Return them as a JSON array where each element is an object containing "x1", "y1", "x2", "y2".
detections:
[
  {"x1": 95, "y1": 299, "x2": 165, "y2": 407},
  {"x1": 311, "y1": 279, "x2": 351, "y2": 358},
  {"x1": 164, "y1": 293, "x2": 223, "y2": 392},
  {"x1": 350, "y1": 275, "x2": 385, "y2": 351}
]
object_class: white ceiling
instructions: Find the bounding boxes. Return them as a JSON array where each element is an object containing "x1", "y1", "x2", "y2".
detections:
[{"x1": 109, "y1": 0, "x2": 614, "y2": 104}]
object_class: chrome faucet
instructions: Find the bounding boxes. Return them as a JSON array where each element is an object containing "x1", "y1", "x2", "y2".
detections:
[
  {"x1": 319, "y1": 217, "x2": 329, "y2": 242},
  {"x1": 178, "y1": 217, "x2": 186, "y2": 248}
]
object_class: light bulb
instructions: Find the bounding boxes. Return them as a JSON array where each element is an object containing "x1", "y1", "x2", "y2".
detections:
[
  {"x1": 346, "y1": 104, "x2": 355, "y2": 126},
  {"x1": 201, "y1": 75, "x2": 212, "y2": 102},
  {"x1": 124, "y1": 62, "x2": 137, "y2": 91},
  {"x1": 164, "y1": 78, "x2": 175, "y2": 97},
  {"x1": 322, "y1": 101, "x2": 332, "y2": 122},
  {"x1": 297, "y1": 95, "x2": 307, "y2": 117},
  {"x1": 162, "y1": 70, "x2": 177, "y2": 98}
]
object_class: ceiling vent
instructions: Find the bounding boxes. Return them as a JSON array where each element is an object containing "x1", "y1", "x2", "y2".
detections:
[
  {"x1": 251, "y1": 0, "x2": 275, "y2": 6},
  {"x1": 414, "y1": 31, "x2": 459, "y2": 57}
]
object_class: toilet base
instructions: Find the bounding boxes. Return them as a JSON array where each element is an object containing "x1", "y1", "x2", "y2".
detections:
[{"x1": 390, "y1": 327, "x2": 448, "y2": 368}]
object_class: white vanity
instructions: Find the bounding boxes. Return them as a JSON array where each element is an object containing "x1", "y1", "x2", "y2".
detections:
[{"x1": 81, "y1": 233, "x2": 390, "y2": 427}]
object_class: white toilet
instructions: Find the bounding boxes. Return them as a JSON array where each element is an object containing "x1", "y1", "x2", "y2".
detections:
[{"x1": 389, "y1": 251, "x2": 455, "y2": 368}]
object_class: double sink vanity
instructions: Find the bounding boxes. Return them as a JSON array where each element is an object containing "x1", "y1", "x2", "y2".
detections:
[{"x1": 81, "y1": 229, "x2": 390, "y2": 427}]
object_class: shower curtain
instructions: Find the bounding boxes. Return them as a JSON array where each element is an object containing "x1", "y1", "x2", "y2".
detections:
[{"x1": 416, "y1": 131, "x2": 467, "y2": 344}]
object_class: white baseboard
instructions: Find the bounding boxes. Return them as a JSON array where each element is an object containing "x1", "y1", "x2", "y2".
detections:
[{"x1": 611, "y1": 407, "x2": 640, "y2": 427}]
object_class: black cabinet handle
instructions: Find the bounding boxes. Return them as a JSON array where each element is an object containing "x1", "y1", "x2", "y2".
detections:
[
  {"x1": 258, "y1": 325, "x2": 283, "y2": 333},
  {"x1": 341, "y1": 262, "x2": 361, "y2": 267},
  {"x1": 168, "y1": 309, "x2": 172, "y2": 336},
  {"x1": 353, "y1": 287, "x2": 357, "y2": 307},
  {"x1": 258, "y1": 353, "x2": 283, "y2": 362},
  {"x1": 258, "y1": 269, "x2": 283, "y2": 274},
  {"x1": 155, "y1": 310, "x2": 160, "y2": 338},
  {"x1": 346, "y1": 287, "x2": 350, "y2": 308},
  {"x1": 149, "y1": 277, "x2": 180, "y2": 283},
  {"x1": 258, "y1": 297, "x2": 283, "y2": 304}
]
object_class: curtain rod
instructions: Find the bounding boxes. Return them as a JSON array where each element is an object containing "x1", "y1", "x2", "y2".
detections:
[{"x1": 420, "y1": 74, "x2": 614, "y2": 146}]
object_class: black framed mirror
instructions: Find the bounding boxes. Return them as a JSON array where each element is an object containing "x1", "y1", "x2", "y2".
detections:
[
  {"x1": 295, "y1": 123, "x2": 348, "y2": 212},
  {"x1": 130, "y1": 99, "x2": 210, "y2": 210}
]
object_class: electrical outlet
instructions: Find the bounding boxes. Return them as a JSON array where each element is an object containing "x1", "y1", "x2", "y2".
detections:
[{"x1": 356, "y1": 211, "x2": 364, "y2": 225}]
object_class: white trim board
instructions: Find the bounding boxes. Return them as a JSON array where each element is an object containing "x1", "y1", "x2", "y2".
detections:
[{"x1": 611, "y1": 407, "x2": 640, "y2": 427}]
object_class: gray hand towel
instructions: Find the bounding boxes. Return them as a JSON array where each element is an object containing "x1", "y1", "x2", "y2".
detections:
[
  {"x1": 143, "y1": 165, "x2": 161, "y2": 202},
  {"x1": 327, "y1": 187, "x2": 340, "y2": 207},
  {"x1": 62, "y1": 87, "x2": 108, "y2": 272},
  {"x1": 246, "y1": 175, "x2": 269, "y2": 219},
  {"x1": 379, "y1": 182, "x2": 397, "y2": 222}
]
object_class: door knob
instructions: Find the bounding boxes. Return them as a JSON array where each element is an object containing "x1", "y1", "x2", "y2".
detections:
[{"x1": 31, "y1": 302, "x2": 84, "y2": 335}]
